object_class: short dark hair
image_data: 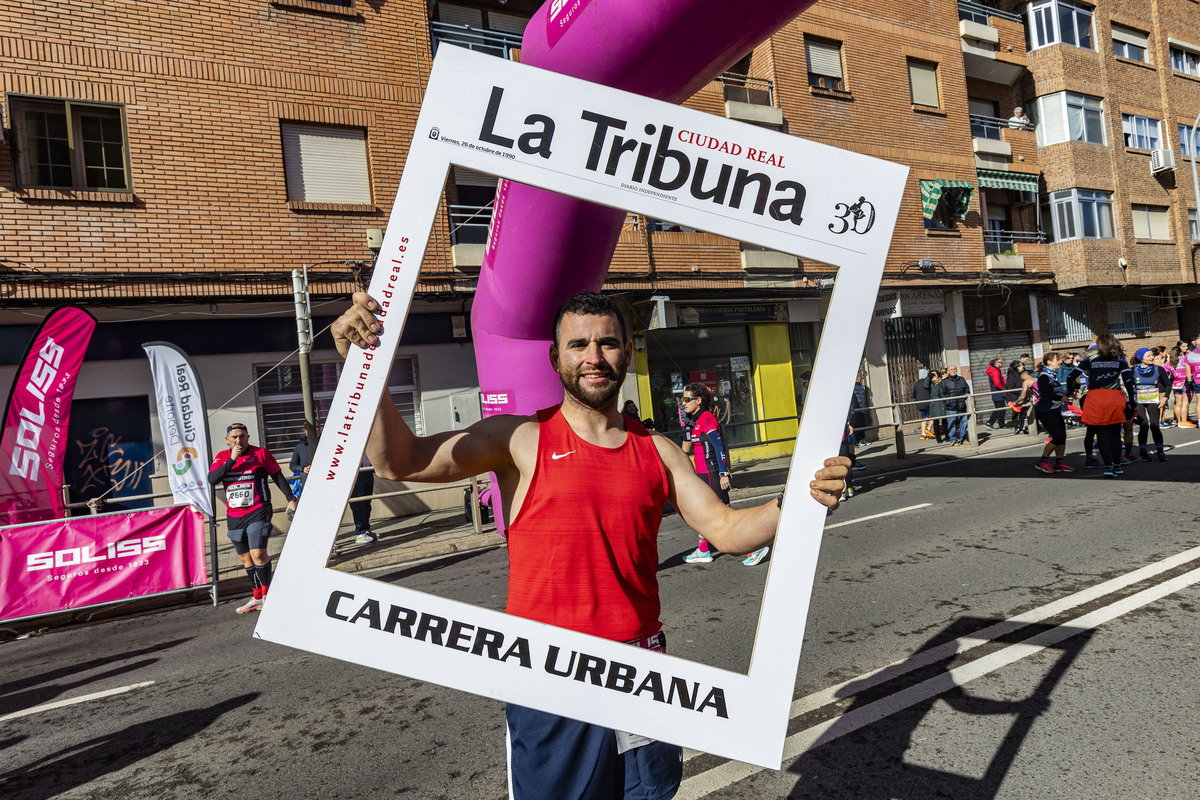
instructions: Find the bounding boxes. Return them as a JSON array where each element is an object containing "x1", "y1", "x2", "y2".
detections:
[
  {"x1": 226, "y1": 422, "x2": 248, "y2": 433},
  {"x1": 552, "y1": 292, "x2": 627, "y2": 345}
]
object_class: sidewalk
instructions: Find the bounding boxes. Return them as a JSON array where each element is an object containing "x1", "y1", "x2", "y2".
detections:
[{"x1": 315, "y1": 420, "x2": 1088, "y2": 577}]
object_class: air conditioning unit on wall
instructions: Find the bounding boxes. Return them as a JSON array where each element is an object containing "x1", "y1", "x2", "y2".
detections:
[
  {"x1": 1150, "y1": 148, "x2": 1176, "y2": 174},
  {"x1": 1162, "y1": 287, "x2": 1183, "y2": 307}
]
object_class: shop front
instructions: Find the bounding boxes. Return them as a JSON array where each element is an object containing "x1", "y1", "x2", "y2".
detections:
[{"x1": 633, "y1": 300, "x2": 810, "y2": 462}]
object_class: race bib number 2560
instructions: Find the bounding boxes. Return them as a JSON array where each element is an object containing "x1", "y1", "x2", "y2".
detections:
[{"x1": 227, "y1": 482, "x2": 255, "y2": 508}]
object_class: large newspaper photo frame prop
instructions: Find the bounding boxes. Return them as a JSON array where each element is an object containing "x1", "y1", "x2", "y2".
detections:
[{"x1": 256, "y1": 46, "x2": 908, "y2": 768}]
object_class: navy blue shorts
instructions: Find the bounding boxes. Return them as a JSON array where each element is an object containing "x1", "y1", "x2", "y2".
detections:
[
  {"x1": 228, "y1": 520, "x2": 272, "y2": 554},
  {"x1": 506, "y1": 704, "x2": 682, "y2": 800}
]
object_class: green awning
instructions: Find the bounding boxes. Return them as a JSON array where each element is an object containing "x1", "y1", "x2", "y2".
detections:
[
  {"x1": 920, "y1": 179, "x2": 974, "y2": 221},
  {"x1": 977, "y1": 169, "x2": 1039, "y2": 193}
]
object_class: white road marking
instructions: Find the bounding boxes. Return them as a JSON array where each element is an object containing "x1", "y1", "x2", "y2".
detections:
[
  {"x1": 0, "y1": 681, "x2": 156, "y2": 723},
  {"x1": 678, "y1": 547, "x2": 1200, "y2": 798},
  {"x1": 823, "y1": 503, "x2": 932, "y2": 530}
]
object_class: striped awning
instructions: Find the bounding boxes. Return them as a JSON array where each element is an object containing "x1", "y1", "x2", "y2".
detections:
[
  {"x1": 920, "y1": 179, "x2": 974, "y2": 221},
  {"x1": 977, "y1": 169, "x2": 1039, "y2": 193}
]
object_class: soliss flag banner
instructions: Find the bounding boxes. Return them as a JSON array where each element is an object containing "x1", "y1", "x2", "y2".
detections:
[
  {"x1": 143, "y1": 342, "x2": 214, "y2": 517},
  {"x1": 0, "y1": 306, "x2": 96, "y2": 526}
]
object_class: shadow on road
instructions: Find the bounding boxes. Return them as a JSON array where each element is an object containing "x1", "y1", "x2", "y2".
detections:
[
  {"x1": 0, "y1": 693, "x2": 259, "y2": 800},
  {"x1": 0, "y1": 638, "x2": 192, "y2": 717},
  {"x1": 786, "y1": 616, "x2": 1093, "y2": 799}
]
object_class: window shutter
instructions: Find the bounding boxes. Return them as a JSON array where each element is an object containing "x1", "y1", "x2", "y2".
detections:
[
  {"x1": 488, "y1": 10, "x2": 527, "y2": 34},
  {"x1": 1132, "y1": 206, "x2": 1150, "y2": 239},
  {"x1": 805, "y1": 40, "x2": 843, "y2": 78},
  {"x1": 281, "y1": 123, "x2": 371, "y2": 204},
  {"x1": 908, "y1": 61, "x2": 940, "y2": 107},
  {"x1": 453, "y1": 165, "x2": 499, "y2": 187},
  {"x1": 1111, "y1": 24, "x2": 1149, "y2": 49},
  {"x1": 438, "y1": 3, "x2": 483, "y2": 26},
  {"x1": 1148, "y1": 207, "x2": 1169, "y2": 239}
]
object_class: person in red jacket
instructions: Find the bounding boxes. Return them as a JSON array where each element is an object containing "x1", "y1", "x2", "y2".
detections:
[
  {"x1": 332, "y1": 290, "x2": 850, "y2": 800},
  {"x1": 984, "y1": 357, "x2": 1007, "y2": 430}
]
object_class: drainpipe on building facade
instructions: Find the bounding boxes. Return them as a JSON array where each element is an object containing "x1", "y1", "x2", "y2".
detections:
[
  {"x1": 1191, "y1": 115, "x2": 1200, "y2": 284},
  {"x1": 292, "y1": 267, "x2": 317, "y2": 442}
]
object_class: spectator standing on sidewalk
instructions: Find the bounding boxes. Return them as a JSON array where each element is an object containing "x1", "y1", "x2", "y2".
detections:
[
  {"x1": 1005, "y1": 360, "x2": 1027, "y2": 432},
  {"x1": 985, "y1": 357, "x2": 1007, "y2": 430},
  {"x1": 927, "y1": 370, "x2": 947, "y2": 443},
  {"x1": 1033, "y1": 353, "x2": 1076, "y2": 474},
  {"x1": 209, "y1": 423, "x2": 297, "y2": 614},
  {"x1": 913, "y1": 369, "x2": 934, "y2": 440},
  {"x1": 940, "y1": 365, "x2": 971, "y2": 445}
]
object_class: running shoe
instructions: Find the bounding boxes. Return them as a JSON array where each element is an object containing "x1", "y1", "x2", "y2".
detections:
[
  {"x1": 742, "y1": 547, "x2": 769, "y2": 567},
  {"x1": 235, "y1": 597, "x2": 263, "y2": 614},
  {"x1": 1104, "y1": 468, "x2": 1115, "y2": 478},
  {"x1": 1084, "y1": 457, "x2": 1102, "y2": 469},
  {"x1": 1157, "y1": 451, "x2": 1168, "y2": 462},
  {"x1": 1178, "y1": 421, "x2": 1198, "y2": 428},
  {"x1": 1114, "y1": 465, "x2": 1125, "y2": 476},
  {"x1": 1035, "y1": 459, "x2": 1055, "y2": 474},
  {"x1": 1137, "y1": 451, "x2": 1152, "y2": 463},
  {"x1": 355, "y1": 531, "x2": 378, "y2": 545},
  {"x1": 683, "y1": 548, "x2": 713, "y2": 564},
  {"x1": 1119, "y1": 456, "x2": 1132, "y2": 466},
  {"x1": 1054, "y1": 461, "x2": 1076, "y2": 473}
]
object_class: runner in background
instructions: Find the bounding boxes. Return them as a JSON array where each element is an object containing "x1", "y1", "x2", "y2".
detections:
[
  {"x1": 1032, "y1": 353, "x2": 1076, "y2": 474},
  {"x1": 1173, "y1": 341, "x2": 1194, "y2": 427},
  {"x1": 1132, "y1": 347, "x2": 1170, "y2": 462},
  {"x1": 1073, "y1": 334, "x2": 1135, "y2": 478},
  {"x1": 681, "y1": 384, "x2": 769, "y2": 567},
  {"x1": 208, "y1": 422, "x2": 297, "y2": 613}
]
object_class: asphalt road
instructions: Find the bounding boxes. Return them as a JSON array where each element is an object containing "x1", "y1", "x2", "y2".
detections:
[{"x1": 2, "y1": 432, "x2": 1198, "y2": 799}]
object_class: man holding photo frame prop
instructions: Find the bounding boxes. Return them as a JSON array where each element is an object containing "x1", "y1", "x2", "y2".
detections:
[{"x1": 254, "y1": 46, "x2": 908, "y2": 771}]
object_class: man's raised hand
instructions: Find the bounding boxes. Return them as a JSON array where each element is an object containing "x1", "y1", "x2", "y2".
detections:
[{"x1": 332, "y1": 291, "x2": 383, "y2": 357}]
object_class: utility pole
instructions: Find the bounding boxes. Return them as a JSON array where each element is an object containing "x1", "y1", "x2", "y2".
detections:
[{"x1": 292, "y1": 266, "x2": 317, "y2": 442}]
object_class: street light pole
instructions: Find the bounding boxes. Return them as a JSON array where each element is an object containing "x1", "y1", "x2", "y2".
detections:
[{"x1": 292, "y1": 266, "x2": 317, "y2": 442}]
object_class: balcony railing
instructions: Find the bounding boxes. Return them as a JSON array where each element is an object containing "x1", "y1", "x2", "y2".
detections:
[
  {"x1": 958, "y1": 0, "x2": 1023, "y2": 24},
  {"x1": 984, "y1": 229, "x2": 1046, "y2": 255},
  {"x1": 430, "y1": 21, "x2": 522, "y2": 60},
  {"x1": 720, "y1": 74, "x2": 775, "y2": 106},
  {"x1": 971, "y1": 113, "x2": 1032, "y2": 139},
  {"x1": 448, "y1": 204, "x2": 492, "y2": 245}
]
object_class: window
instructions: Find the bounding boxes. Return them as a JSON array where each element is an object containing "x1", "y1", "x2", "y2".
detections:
[
  {"x1": 1180, "y1": 124, "x2": 1199, "y2": 158},
  {"x1": 1046, "y1": 296, "x2": 1091, "y2": 343},
  {"x1": 1107, "y1": 300, "x2": 1149, "y2": 337},
  {"x1": 1032, "y1": 92, "x2": 1105, "y2": 146},
  {"x1": 1190, "y1": 209, "x2": 1199, "y2": 240},
  {"x1": 920, "y1": 180, "x2": 973, "y2": 230},
  {"x1": 255, "y1": 359, "x2": 420, "y2": 458},
  {"x1": 1027, "y1": 0, "x2": 1093, "y2": 51},
  {"x1": 907, "y1": 60, "x2": 940, "y2": 108},
  {"x1": 1121, "y1": 114, "x2": 1162, "y2": 150},
  {"x1": 805, "y1": 38, "x2": 845, "y2": 91},
  {"x1": 1170, "y1": 45, "x2": 1200, "y2": 76},
  {"x1": 10, "y1": 96, "x2": 130, "y2": 191},
  {"x1": 1111, "y1": 24, "x2": 1149, "y2": 62},
  {"x1": 280, "y1": 122, "x2": 371, "y2": 205},
  {"x1": 1131, "y1": 204, "x2": 1170, "y2": 239},
  {"x1": 1043, "y1": 188, "x2": 1114, "y2": 241}
]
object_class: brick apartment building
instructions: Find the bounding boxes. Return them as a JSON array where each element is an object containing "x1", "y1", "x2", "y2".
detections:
[{"x1": 2, "y1": 0, "x2": 1198, "y2": 506}]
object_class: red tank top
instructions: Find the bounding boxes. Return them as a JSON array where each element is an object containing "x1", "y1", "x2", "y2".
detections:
[{"x1": 505, "y1": 406, "x2": 667, "y2": 641}]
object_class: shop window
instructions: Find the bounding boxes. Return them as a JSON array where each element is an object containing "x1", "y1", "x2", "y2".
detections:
[
  {"x1": 255, "y1": 359, "x2": 419, "y2": 459},
  {"x1": 10, "y1": 96, "x2": 130, "y2": 191},
  {"x1": 789, "y1": 321, "x2": 822, "y2": 412},
  {"x1": 644, "y1": 326, "x2": 759, "y2": 448}
]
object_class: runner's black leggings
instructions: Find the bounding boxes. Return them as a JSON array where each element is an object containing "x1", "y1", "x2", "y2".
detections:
[
  {"x1": 1093, "y1": 424, "x2": 1123, "y2": 467},
  {"x1": 1136, "y1": 404, "x2": 1163, "y2": 447}
]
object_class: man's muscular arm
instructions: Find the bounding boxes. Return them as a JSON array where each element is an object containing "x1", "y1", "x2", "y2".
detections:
[
  {"x1": 332, "y1": 292, "x2": 524, "y2": 483},
  {"x1": 656, "y1": 436, "x2": 848, "y2": 556}
]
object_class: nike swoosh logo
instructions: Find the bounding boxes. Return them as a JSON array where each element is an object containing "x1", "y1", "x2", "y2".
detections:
[{"x1": 551, "y1": 451, "x2": 575, "y2": 460}]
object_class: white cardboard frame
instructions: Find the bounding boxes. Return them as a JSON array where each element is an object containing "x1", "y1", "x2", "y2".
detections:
[{"x1": 255, "y1": 46, "x2": 908, "y2": 768}]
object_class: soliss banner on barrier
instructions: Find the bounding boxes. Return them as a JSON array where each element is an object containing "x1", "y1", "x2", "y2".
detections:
[
  {"x1": 143, "y1": 342, "x2": 214, "y2": 517},
  {"x1": 0, "y1": 504, "x2": 208, "y2": 622},
  {"x1": 0, "y1": 306, "x2": 96, "y2": 526}
]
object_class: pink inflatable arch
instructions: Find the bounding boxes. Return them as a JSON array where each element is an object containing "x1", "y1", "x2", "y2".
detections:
[{"x1": 470, "y1": 0, "x2": 817, "y2": 526}]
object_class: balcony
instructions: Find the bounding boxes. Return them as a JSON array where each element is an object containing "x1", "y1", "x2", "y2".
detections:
[
  {"x1": 958, "y1": 1, "x2": 1027, "y2": 85},
  {"x1": 430, "y1": 21, "x2": 522, "y2": 60},
  {"x1": 719, "y1": 75, "x2": 783, "y2": 127},
  {"x1": 448, "y1": 203, "x2": 492, "y2": 272},
  {"x1": 984, "y1": 230, "x2": 1047, "y2": 271},
  {"x1": 970, "y1": 114, "x2": 1040, "y2": 171}
]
